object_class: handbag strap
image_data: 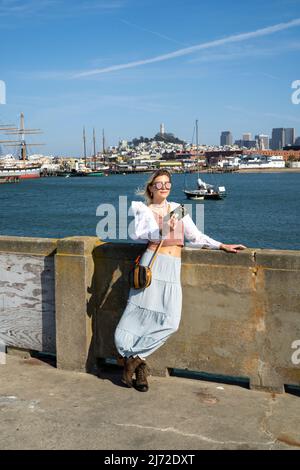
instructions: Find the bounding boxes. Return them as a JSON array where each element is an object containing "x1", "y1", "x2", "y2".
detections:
[
  {"x1": 148, "y1": 202, "x2": 171, "y2": 269},
  {"x1": 148, "y1": 239, "x2": 164, "y2": 269}
]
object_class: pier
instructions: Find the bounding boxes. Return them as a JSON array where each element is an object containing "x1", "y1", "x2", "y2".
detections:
[
  {"x1": 0, "y1": 235, "x2": 299, "y2": 390},
  {"x1": 0, "y1": 235, "x2": 299, "y2": 449},
  {"x1": 1, "y1": 353, "x2": 300, "y2": 450}
]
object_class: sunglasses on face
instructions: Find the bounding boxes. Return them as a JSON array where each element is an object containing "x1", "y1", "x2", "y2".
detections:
[{"x1": 152, "y1": 181, "x2": 172, "y2": 190}]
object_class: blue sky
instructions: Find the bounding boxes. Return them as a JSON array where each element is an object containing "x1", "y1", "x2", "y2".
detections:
[{"x1": 0, "y1": 0, "x2": 300, "y2": 156}]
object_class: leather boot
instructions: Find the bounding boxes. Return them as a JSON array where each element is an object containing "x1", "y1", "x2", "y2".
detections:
[
  {"x1": 135, "y1": 361, "x2": 150, "y2": 392},
  {"x1": 117, "y1": 354, "x2": 125, "y2": 367},
  {"x1": 122, "y1": 356, "x2": 143, "y2": 387}
]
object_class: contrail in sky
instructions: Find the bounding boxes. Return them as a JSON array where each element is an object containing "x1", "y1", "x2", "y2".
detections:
[{"x1": 73, "y1": 18, "x2": 300, "y2": 78}]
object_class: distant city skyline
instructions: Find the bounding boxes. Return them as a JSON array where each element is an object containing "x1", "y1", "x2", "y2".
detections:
[
  {"x1": 220, "y1": 127, "x2": 297, "y2": 150},
  {"x1": 1, "y1": 0, "x2": 300, "y2": 155}
]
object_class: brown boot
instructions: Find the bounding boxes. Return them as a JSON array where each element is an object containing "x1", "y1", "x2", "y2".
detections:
[
  {"x1": 135, "y1": 362, "x2": 150, "y2": 392},
  {"x1": 116, "y1": 354, "x2": 125, "y2": 367},
  {"x1": 122, "y1": 356, "x2": 143, "y2": 387}
]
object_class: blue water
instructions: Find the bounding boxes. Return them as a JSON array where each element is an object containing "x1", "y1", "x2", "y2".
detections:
[{"x1": 0, "y1": 172, "x2": 299, "y2": 250}]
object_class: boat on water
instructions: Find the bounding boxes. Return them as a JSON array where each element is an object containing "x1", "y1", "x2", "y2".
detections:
[
  {"x1": 68, "y1": 168, "x2": 104, "y2": 177},
  {"x1": 183, "y1": 120, "x2": 226, "y2": 200},
  {"x1": 73, "y1": 126, "x2": 104, "y2": 177},
  {"x1": 0, "y1": 113, "x2": 43, "y2": 179},
  {"x1": 184, "y1": 177, "x2": 226, "y2": 200},
  {"x1": 0, "y1": 163, "x2": 41, "y2": 179},
  {"x1": 0, "y1": 175, "x2": 20, "y2": 184},
  {"x1": 86, "y1": 171, "x2": 104, "y2": 177}
]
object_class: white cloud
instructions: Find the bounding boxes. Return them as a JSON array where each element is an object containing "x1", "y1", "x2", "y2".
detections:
[
  {"x1": 73, "y1": 17, "x2": 300, "y2": 78},
  {"x1": 0, "y1": 0, "x2": 57, "y2": 16},
  {"x1": 120, "y1": 18, "x2": 189, "y2": 46},
  {"x1": 0, "y1": 0, "x2": 123, "y2": 17},
  {"x1": 189, "y1": 41, "x2": 300, "y2": 64}
]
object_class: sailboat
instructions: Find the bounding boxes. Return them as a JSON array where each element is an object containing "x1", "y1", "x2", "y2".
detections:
[
  {"x1": 183, "y1": 120, "x2": 226, "y2": 200},
  {"x1": 69, "y1": 127, "x2": 104, "y2": 177},
  {"x1": 196, "y1": 177, "x2": 226, "y2": 200},
  {"x1": 0, "y1": 113, "x2": 44, "y2": 179},
  {"x1": 183, "y1": 119, "x2": 204, "y2": 200}
]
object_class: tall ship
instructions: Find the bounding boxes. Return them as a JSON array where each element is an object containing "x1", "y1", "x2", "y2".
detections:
[{"x1": 0, "y1": 113, "x2": 44, "y2": 179}]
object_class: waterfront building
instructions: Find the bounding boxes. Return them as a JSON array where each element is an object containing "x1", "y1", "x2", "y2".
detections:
[
  {"x1": 234, "y1": 139, "x2": 256, "y2": 149},
  {"x1": 285, "y1": 128, "x2": 295, "y2": 146},
  {"x1": 255, "y1": 134, "x2": 269, "y2": 150},
  {"x1": 271, "y1": 128, "x2": 285, "y2": 149},
  {"x1": 239, "y1": 154, "x2": 285, "y2": 169},
  {"x1": 220, "y1": 131, "x2": 233, "y2": 146}
]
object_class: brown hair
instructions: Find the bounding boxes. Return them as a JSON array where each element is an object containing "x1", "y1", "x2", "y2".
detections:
[{"x1": 142, "y1": 169, "x2": 172, "y2": 205}]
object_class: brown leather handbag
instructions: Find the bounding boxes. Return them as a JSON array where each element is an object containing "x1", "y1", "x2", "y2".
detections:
[{"x1": 128, "y1": 240, "x2": 164, "y2": 289}]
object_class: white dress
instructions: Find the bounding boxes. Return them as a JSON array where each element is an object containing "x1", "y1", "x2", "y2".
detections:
[{"x1": 114, "y1": 200, "x2": 222, "y2": 359}]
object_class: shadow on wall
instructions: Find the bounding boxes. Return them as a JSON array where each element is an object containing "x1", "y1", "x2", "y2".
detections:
[
  {"x1": 85, "y1": 242, "x2": 145, "y2": 374},
  {"x1": 41, "y1": 254, "x2": 56, "y2": 354}
]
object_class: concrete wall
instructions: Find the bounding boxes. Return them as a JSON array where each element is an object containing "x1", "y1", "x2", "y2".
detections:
[
  {"x1": 1, "y1": 235, "x2": 300, "y2": 392},
  {"x1": 0, "y1": 236, "x2": 56, "y2": 353},
  {"x1": 92, "y1": 243, "x2": 300, "y2": 392}
]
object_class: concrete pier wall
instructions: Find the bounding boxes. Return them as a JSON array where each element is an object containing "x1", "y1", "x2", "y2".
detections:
[
  {"x1": 0, "y1": 237, "x2": 56, "y2": 353},
  {"x1": 0, "y1": 235, "x2": 299, "y2": 392}
]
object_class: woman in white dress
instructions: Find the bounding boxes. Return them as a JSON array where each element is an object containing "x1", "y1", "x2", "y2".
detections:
[{"x1": 115, "y1": 169, "x2": 246, "y2": 392}]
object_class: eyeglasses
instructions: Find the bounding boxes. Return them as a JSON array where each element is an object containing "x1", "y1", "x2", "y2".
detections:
[{"x1": 152, "y1": 181, "x2": 172, "y2": 190}]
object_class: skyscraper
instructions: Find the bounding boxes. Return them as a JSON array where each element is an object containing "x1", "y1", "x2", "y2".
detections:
[
  {"x1": 243, "y1": 133, "x2": 251, "y2": 141},
  {"x1": 220, "y1": 131, "x2": 232, "y2": 146},
  {"x1": 271, "y1": 128, "x2": 285, "y2": 150},
  {"x1": 255, "y1": 134, "x2": 269, "y2": 150},
  {"x1": 285, "y1": 128, "x2": 295, "y2": 146}
]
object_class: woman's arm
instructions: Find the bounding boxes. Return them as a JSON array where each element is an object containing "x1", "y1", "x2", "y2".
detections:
[
  {"x1": 219, "y1": 243, "x2": 247, "y2": 253},
  {"x1": 183, "y1": 213, "x2": 222, "y2": 249},
  {"x1": 128, "y1": 201, "x2": 160, "y2": 241},
  {"x1": 183, "y1": 213, "x2": 247, "y2": 252}
]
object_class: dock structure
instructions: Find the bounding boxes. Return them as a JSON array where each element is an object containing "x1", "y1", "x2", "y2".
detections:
[
  {"x1": 0, "y1": 235, "x2": 300, "y2": 449},
  {"x1": 0, "y1": 235, "x2": 299, "y2": 394}
]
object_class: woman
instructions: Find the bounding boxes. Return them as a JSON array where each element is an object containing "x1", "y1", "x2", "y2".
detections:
[{"x1": 114, "y1": 169, "x2": 246, "y2": 392}]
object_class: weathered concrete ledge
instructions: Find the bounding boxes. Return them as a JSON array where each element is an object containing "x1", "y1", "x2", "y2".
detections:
[{"x1": 0, "y1": 235, "x2": 57, "y2": 256}]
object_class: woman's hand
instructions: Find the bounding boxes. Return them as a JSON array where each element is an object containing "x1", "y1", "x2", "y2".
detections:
[
  {"x1": 168, "y1": 214, "x2": 178, "y2": 232},
  {"x1": 163, "y1": 214, "x2": 178, "y2": 233},
  {"x1": 220, "y1": 243, "x2": 247, "y2": 253}
]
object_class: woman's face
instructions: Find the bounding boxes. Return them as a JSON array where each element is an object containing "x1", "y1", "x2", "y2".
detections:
[{"x1": 150, "y1": 175, "x2": 172, "y2": 201}]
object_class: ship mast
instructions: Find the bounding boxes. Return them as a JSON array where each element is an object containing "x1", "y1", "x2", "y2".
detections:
[
  {"x1": 195, "y1": 119, "x2": 199, "y2": 155},
  {"x1": 0, "y1": 112, "x2": 44, "y2": 161},
  {"x1": 195, "y1": 119, "x2": 199, "y2": 177},
  {"x1": 83, "y1": 126, "x2": 87, "y2": 167},
  {"x1": 93, "y1": 128, "x2": 96, "y2": 170},
  {"x1": 102, "y1": 128, "x2": 105, "y2": 155}
]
